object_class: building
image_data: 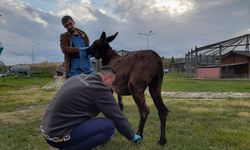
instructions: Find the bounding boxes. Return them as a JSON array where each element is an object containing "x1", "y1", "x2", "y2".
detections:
[
  {"x1": 185, "y1": 34, "x2": 250, "y2": 79},
  {"x1": 117, "y1": 49, "x2": 131, "y2": 56},
  {"x1": 221, "y1": 51, "x2": 250, "y2": 78}
]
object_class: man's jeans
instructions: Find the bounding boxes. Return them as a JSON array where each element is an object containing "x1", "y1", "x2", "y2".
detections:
[{"x1": 46, "y1": 118, "x2": 115, "y2": 150}]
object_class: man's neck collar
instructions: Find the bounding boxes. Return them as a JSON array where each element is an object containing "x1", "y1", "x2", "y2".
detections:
[
  {"x1": 72, "y1": 30, "x2": 78, "y2": 35},
  {"x1": 67, "y1": 29, "x2": 78, "y2": 36}
]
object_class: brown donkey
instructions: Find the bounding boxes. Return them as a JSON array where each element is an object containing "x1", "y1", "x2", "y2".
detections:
[{"x1": 87, "y1": 32, "x2": 169, "y2": 145}]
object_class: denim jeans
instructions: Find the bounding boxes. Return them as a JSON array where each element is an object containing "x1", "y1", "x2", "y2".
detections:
[{"x1": 46, "y1": 118, "x2": 115, "y2": 150}]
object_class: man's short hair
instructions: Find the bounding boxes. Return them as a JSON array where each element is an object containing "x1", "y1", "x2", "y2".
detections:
[
  {"x1": 99, "y1": 66, "x2": 116, "y2": 75},
  {"x1": 61, "y1": 15, "x2": 74, "y2": 25}
]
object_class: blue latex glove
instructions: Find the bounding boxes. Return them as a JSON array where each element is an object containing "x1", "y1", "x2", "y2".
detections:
[
  {"x1": 80, "y1": 47, "x2": 88, "y2": 51},
  {"x1": 80, "y1": 47, "x2": 92, "y2": 58},
  {"x1": 132, "y1": 134, "x2": 142, "y2": 143}
]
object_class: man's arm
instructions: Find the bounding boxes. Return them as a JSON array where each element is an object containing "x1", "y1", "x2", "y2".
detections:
[
  {"x1": 94, "y1": 90, "x2": 135, "y2": 140},
  {"x1": 60, "y1": 33, "x2": 80, "y2": 54}
]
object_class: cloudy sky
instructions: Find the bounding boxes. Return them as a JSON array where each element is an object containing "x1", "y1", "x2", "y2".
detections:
[{"x1": 0, "y1": 0, "x2": 249, "y2": 65}]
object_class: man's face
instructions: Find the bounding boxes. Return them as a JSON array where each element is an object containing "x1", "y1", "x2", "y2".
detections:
[
  {"x1": 105, "y1": 74, "x2": 116, "y2": 88},
  {"x1": 63, "y1": 19, "x2": 75, "y2": 33}
]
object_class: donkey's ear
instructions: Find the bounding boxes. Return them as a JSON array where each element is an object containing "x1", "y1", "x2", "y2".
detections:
[
  {"x1": 100, "y1": 32, "x2": 106, "y2": 41},
  {"x1": 107, "y1": 32, "x2": 118, "y2": 42}
]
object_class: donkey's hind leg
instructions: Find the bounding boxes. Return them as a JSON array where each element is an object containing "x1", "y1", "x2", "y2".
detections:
[{"x1": 149, "y1": 82, "x2": 169, "y2": 145}]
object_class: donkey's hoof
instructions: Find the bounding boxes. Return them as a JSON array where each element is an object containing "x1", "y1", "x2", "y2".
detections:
[{"x1": 157, "y1": 138, "x2": 167, "y2": 145}]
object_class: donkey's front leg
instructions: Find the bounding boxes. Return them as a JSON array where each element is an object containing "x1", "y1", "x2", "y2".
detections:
[
  {"x1": 132, "y1": 93, "x2": 149, "y2": 138},
  {"x1": 117, "y1": 94, "x2": 124, "y2": 111}
]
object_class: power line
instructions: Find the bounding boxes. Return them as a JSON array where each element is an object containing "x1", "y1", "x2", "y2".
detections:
[{"x1": 2, "y1": 47, "x2": 26, "y2": 56}]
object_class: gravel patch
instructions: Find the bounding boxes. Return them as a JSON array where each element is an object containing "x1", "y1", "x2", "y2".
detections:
[
  {"x1": 41, "y1": 78, "x2": 250, "y2": 99},
  {"x1": 145, "y1": 91, "x2": 250, "y2": 99},
  {"x1": 41, "y1": 77, "x2": 65, "y2": 91}
]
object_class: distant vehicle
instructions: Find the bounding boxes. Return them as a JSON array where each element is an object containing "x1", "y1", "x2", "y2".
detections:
[
  {"x1": 6, "y1": 64, "x2": 31, "y2": 78},
  {"x1": 164, "y1": 68, "x2": 169, "y2": 73},
  {"x1": 0, "y1": 73, "x2": 7, "y2": 77}
]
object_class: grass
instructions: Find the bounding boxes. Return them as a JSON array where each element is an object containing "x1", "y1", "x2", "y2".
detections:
[
  {"x1": 0, "y1": 75, "x2": 53, "y2": 112},
  {"x1": 162, "y1": 72, "x2": 250, "y2": 92},
  {"x1": 0, "y1": 74, "x2": 250, "y2": 150},
  {"x1": 97, "y1": 97, "x2": 250, "y2": 150}
]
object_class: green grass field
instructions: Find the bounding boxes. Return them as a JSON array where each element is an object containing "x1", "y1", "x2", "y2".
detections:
[
  {"x1": 162, "y1": 72, "x2": 250, "y2": 92},
  {"x1": 0, "y1": 74, "x2": 249, "y2": 150}
]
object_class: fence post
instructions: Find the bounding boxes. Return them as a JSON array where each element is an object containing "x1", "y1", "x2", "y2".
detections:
[
  {"x1": 195, "y1": 46, "x2": 198, "y2": 78},
  {"x1": 219, "y1": 44, "x2": 222, "y2": 78}
]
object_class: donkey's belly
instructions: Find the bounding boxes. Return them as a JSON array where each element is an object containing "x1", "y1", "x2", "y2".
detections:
[{"x1": 112, "y1": 85, "x2": 131, "y2": 95}]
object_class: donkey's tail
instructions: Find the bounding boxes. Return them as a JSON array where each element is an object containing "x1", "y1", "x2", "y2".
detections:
[
  {"x1": 149, "y1": 55, "x2": 164, "y2": 94},
  {"x1": 148, "y1": 56, "x2": 169, "y2": 113}
]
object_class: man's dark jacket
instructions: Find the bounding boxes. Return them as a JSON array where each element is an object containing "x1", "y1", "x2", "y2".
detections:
[{"x1": 41, "y1": 74, "x2": 134, "y2": 140}]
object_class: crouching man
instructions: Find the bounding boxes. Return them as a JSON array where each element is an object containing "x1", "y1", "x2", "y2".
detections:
[{"x1": 40, "y1": 66, "x2": 141, "y2": 150}]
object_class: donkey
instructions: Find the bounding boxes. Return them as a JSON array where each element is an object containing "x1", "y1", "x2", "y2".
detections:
[{"x1": 87, "y1": 32, "x2": 169, "y2": 145}]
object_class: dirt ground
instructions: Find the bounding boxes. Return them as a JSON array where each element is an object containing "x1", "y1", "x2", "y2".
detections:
[
  {"x1": 42, "y1": 78, "x2": 250, "y2": 99},
  {"x1": 146, "y1": 91, "x2": 250, "y2": 99}
]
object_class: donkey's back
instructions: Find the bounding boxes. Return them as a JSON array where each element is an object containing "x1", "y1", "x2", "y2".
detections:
[{"x1": 110, "y1": 50, "x2": 163, "y2": 96}]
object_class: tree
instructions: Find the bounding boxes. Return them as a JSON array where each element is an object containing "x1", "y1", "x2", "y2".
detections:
[
  {"x1": 169, "y1": 56, "x2": 175, "y2": 70},
  {"x1": 0, "y1": 61, "x2": 6, "y2": 73}
]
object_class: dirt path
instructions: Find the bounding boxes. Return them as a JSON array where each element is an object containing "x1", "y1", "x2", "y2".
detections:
[
  {"x1": 146, "y1": 91, "x2": 250, "y2": 99},
  {"x1": 41, "y1": 78, "x2": 250, "y2": 99}
]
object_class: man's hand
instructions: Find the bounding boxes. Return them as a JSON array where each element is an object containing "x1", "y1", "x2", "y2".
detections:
[{"x1": 131, "y1": 134, "x2": 142, "y2": 143}]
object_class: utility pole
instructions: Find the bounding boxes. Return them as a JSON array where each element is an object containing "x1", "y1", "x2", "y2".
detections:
[
  {"x1": 138, "y1": 31, "x2": 156, "y2": 49},
  {"x1": 32, "y1": 42, "x2": 40, "y2": 64}
]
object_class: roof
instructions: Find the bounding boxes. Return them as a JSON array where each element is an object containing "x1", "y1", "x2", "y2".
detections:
[
  {"x1": 196, "y1": 34, "x2": 250, "y2": 51},
  {"x1": 174, "y1": 58, "x2": 185, "y2": 64},
  {"x1": 189, "y1": 34, "x2": 250, "y2": 56},
  {"x1": 231, "y1": 51, "x2": 250, "y2": 57},
  {"x1": 222, "y1": 50, "x2": 250, "y2": 58}
]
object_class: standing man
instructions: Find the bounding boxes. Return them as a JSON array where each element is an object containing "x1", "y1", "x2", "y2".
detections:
[
  {"x1": 60, "y1": 15, "x2": 93, "y2": 78},
  {"x1": 41, "y1": 66, "x2": 141, "y2": 150}
]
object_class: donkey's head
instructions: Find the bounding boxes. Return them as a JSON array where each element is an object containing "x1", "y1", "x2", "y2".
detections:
[{"x1": 87, "y1": 32, "x2": 118, "y2": 60}]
